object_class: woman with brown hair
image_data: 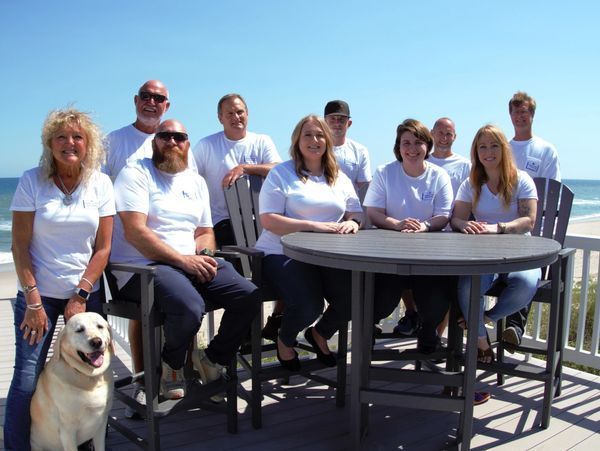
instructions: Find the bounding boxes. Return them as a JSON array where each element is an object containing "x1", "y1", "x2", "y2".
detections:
[{"x1": 254, "y1": 114, "x2": 363, "y2": 371}]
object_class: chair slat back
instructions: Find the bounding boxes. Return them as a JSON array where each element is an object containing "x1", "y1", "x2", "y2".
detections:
[
  {"x1": 532, "y1": 177, "x2": 574, "y2": 280},
  {"x1": 532, "y1": 177, "x2": 574, "y2": 246},
  {"x1": 224, "y1": 175, "x2": 264, "y2": 277}
]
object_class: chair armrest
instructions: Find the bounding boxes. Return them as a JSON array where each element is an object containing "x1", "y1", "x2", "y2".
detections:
[
  {"x1": 222, "y1": 245, "x2": 265, "y2": 259},
  {"x1": 107, "y1": 262, "x2": 156, "y2": 276},
  {"x1": 557, "y1": 247, "x2": 576, "y2": 260}
]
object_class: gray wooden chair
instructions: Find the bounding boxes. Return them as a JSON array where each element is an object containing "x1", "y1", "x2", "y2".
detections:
[
  {"x1": 224, "y1": 175, "x2": 348, "y2": 429},
  {"x1": 482, "y1": 177, "x2": 575, "y2": 429},
  {"x1": 103, "y1": 264, "x2": 238, "y2": 451}
]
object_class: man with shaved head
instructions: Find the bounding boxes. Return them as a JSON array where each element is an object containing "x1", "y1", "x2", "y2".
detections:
[
  {"x1": 111, "y1": 119, "x2": 259, "y2": 402},
  {"x1": 104, "y1": 80, "x2": 173, "y2": 179}
]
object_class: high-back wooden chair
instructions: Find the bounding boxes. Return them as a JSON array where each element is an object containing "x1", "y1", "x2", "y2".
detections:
[
  {"x1": 103, "y1": 264, "x2": 238, "y2": 450},
  {"x1": 224, "y1": 175, "x2": 348, "y2": 429},
  {"x1": 483, "y1": 177, "x2": 575, "y2": 429}
]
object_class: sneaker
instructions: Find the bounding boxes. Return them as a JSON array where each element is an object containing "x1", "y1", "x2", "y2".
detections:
[
  {"x1": 502, "y1": 326, "x2": 522, "y2": 353},
  {"x1": 124, "y1": 382, "x2": 146, "y2": 419},
  {"x1": 393, "y1": 311, "x2": 419, "y2": 336},
  {"x1": 160, "y1": 361, "x2": 185, "y2": 399},
  {"x1": 474, "y1": 391, "x2": 491, "y2": 405},
  {"x1": 192, "y1": 348, "x2": 226, "y2": 403},
  {"x1": 261, "y1": 313, "x2": 283, "y2": 342}
]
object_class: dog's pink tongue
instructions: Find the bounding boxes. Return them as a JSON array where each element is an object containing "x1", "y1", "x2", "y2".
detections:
[{"x1": 87, "y1": 351, "x2": 104, "y2": 368}]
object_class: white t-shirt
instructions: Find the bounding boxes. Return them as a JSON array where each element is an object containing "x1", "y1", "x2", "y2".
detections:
[
  {"x1": 255, "y1": 160, "x2": 362, "y2": 256},
  {"x1": 363, "y1": 160, "x2": 453, "y2": 221},
  {"x1": 192, "y1": 131, "x2": 281, "y2": 225},
  {"x1": 333, "y1": 138, "x2": 372, "y2": 193},
  {"x1": 104, "y1": 124, "x2": 197, "y2": 180},
  {"x1": 10, "y1": 168, "x2": 115, "y2": 299},
  {"x1": 455, "y1": 170, "x2": 538, "y2": 223},
  {"x1": 110, "y1": 158, "x2": 212, "y2": 288},
  {"x1": 510, "y1": 136, "x2": 560, "y2": 181},
  {"x1": 428, "y1": 153, "x2": 471, "y2": 196}
]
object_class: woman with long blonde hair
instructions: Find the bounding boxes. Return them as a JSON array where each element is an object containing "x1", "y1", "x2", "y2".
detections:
[{"x1": 451, "y1": 124, "x2": 539, "y2": 364}]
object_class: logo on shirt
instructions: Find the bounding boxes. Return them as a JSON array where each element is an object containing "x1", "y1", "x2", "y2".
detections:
[
  {"x1": 525, "y1": 159, "x2": 540, "y2": 173},
  {"x1": 421, "y1": 191, "x2": 434, "y2": 201}
]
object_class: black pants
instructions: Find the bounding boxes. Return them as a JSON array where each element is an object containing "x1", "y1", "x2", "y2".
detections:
[
  {"x1": 118, "y1": 260, "x2": 260, "y2": 368},
  {"x1": 375, "y1": 274, "x2": 456, "y2": 347}
]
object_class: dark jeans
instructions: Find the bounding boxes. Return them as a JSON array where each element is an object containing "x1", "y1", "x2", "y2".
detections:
[
  {"x1": 4, "y1": 291, "x2": 104, "y2": 451},
  {"x1": 375, "y1": 274, "x2": 456, "y2": 347},
  {"x1": 263, "y1": 255, "x2": 352, "y2": 346},
  {"x1": 118, "y1": 260, "x2": 260, "y2": 368}
]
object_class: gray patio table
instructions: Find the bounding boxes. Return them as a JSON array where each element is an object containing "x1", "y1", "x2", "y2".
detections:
[{"x1": 281, "y1": 228, "x2": 561, "y2": 450}]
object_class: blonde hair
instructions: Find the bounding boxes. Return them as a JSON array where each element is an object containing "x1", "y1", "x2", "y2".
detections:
[
  {"x1": 469, "y1": 124, "x2": 517, "y2": 209},
  {"x1": 39, "y1": 108, "x2": 105, "y2": 184},
  {"x1": 289, "y1": 115, "x2": 338, "y2": 186}
]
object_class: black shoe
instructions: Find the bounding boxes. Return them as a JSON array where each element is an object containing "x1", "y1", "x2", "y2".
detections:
[
  {"x1": 393, "y1": 311, "x2": 420, "y2": 336},
  {"x1": 277, "y1": 344, "x2": 301, "y2": 372},
  {"x1": 304, "y1": 327, "x2": 337, "y2": 367},
  {"x1": 262, "y1": 314, "x2": 283, "y2": 342},
  {"x1": 417, "y1": 334, "x2": 443, "y2": 355}
]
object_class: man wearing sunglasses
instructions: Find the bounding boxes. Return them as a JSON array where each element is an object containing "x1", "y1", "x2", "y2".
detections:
[
  {"x1": 111, "y1": 119, "x2": 260, "y2": 402},
  {"x1": 193, "y1": 93, "x2": 281, "y2": 247},
  {"x1": 104, "y1": 80, "x2": 197, "y2": 179},
  {"x1": 103, "y1": 80, "x2": 196, "y2": 417}
]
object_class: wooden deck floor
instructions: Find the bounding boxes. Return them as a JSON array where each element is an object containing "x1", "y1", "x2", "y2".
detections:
[{"x1": 1, "y1": 296, "x2": 599, "y2": 450}]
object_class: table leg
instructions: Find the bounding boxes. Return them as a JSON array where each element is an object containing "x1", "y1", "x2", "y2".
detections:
[
  {"x1": 350, "y1": 271, "x2": 365, "y2": 449},
  {"x1": 458, "y1": 275, "x2": 480, "y2": 450},
  {"x1": 360, "y1": 272, "x2": 375, "y2": 433}
]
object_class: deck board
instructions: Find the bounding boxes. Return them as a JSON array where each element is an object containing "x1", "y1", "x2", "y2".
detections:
[{"x1": 1, "y1": 295, "x2": 599, "y2": 450}]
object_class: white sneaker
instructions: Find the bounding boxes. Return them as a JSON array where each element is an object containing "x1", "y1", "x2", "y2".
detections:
[
  {"x1": 125, "y1": 382, "x2": 146, "y2": 419},
  {"x1": 160, "y1": 361, "x2": 185, "y2": 399},
  {"x1": 192, "y1": 348, "x2": 225, "y2": 403}
]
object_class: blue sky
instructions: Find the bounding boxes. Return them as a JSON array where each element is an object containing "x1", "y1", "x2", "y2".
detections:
[{"x1": 1, "y1": 1, "x2": 598, "y2": 179}]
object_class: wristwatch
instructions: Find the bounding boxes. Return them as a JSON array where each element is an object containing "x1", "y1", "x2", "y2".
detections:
[
  {"x1": 198, "y1": 248, "x2": 215, "y2": 257},
  {"x1": 74, "y1": 287, "x2": 91, "y2": 302},
  {"x1": 497, "y1": 222, "x2": 507, "y2": 234},
  {"x1": 423, "y1": 221, "x2": 431, "y2": 232}
]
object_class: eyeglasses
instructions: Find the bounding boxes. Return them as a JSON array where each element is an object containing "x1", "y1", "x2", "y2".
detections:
[
  {"x1": 155, "y1": 131, "x2": 188, "y2": 143},
  {"x1": 139, "y1": 91, "x2": 168, "y2": 104}
]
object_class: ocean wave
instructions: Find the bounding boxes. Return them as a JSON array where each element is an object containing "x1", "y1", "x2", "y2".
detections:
[
  {"x1": 0, "y1": 221, "x2": 11, "y2": 231},
  {"x1": 0, "y1": 251, "x2": 13, "y2": 264},
  {"x1": 573, "y1": 199, "x2": 600, "y2": 206},
  {"x1": 570, "y1": 213, "x2": 600, "y2": 223}
]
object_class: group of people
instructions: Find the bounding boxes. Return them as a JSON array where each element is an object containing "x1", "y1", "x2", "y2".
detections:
[{"x1": 5, "y1": 79, "x2": 560, "y2": 449}]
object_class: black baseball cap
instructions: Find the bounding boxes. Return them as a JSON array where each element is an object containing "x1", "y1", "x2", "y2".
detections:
[{"x1": 324, "y1": 100, "x2": 350, "y2": 117}]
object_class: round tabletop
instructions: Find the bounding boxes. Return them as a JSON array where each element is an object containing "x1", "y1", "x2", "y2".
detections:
[{"x1": 281, "y1": 229, "x2": 561, "y2": 276}]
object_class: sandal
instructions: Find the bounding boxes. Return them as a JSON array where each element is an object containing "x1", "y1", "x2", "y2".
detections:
[
  {"x1": 477, "y1": 331, "x2": 495, "y2": 364},
  {"x1": 474, "y1": 391, "x2": 491, "y2": 405}
]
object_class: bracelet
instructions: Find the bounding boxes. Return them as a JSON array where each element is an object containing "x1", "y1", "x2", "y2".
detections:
[
  {"x1": 26, "y1": 303, "x2": 43, "y2": 311},
  {"x1": 80, "y1": 277, "x2": 94, "y2": 289},
  {"x1": 350, "y1": 218, "x2": 361, "y2": 227},
  {"x1": 497, "y1": 222, "x2": 507, "y2": 234},
  {"x1": 23, "y1": 284, "x2": 37, "y2": 295}
]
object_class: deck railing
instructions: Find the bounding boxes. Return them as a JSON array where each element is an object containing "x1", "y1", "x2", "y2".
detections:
[{"x1": 107, "y1": 232, "x2": 600, "y2": 371}]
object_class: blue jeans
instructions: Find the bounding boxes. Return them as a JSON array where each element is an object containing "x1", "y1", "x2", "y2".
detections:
[
  {"x1": 3, "y1": 290, "x2": 104, "y2": 451},
  {"x1": 458, "y1": 269, "x2": 540, "y2": 338},
  {"x1": 263, "y1": 255, "x2": 352, "y2": 346}
]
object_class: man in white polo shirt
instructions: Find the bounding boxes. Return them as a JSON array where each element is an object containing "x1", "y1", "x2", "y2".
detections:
[
  {"x1": 192, "y1": 93, "x2": 281, "y2": 247},
  {"x1": 504, "y1": 91, "x2": 561, "y2": 347},
  {"x1": 111, "y1": 119, "x2": 260, "y2": 402}
]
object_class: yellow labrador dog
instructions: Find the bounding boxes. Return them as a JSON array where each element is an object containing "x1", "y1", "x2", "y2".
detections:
[{"x1": 30, "y1": 312, "x2": 114, "y2": 451}]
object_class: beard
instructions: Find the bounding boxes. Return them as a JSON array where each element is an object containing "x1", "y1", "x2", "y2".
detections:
[{"x1": 152, "y1": 141, "x2": 188, "y2": 173}]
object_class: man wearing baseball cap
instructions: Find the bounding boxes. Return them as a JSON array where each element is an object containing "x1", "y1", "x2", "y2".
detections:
[{"x1": 324, "y1": 100, "x2": 372, "y2": 194}]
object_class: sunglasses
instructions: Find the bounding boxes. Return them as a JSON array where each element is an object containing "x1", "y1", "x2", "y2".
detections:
[
  {"x1": 138, "y1": 91, "x2": 168, "y2": 104},
  {"x1": 155, "y1": 131, "x2": 188, "y2": 143}
]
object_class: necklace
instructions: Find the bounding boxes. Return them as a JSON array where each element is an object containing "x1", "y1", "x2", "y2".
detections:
[{"x1": 56, "y1": 174, "x2": 78, "y2": 206}]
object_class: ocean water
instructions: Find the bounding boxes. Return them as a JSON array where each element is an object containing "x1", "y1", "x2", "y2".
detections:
[{"x1": 0, "y1": 177, "x2": 599, "y2": 263}]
